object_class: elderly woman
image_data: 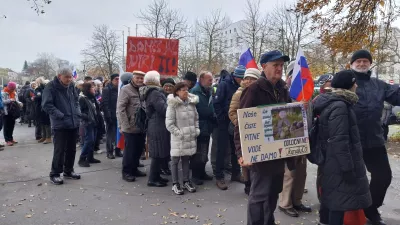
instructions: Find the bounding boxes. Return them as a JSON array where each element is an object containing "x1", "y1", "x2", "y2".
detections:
[
  {"x1": 34, "y1": 77, "x2": 52, "y2": 144},
  {"x1": 140, "y1": 71, "x2": 170, "y2": 187},
  {"x1": 2, "y1": 82, "x2": 22, "y2": 146}
]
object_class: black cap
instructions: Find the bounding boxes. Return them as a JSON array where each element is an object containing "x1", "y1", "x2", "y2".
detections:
[
  {"x1": 184, "y1": 71, "x2": 197, "y2": 83},
  {"x1": 260, "y1": 50, "x2": 290, "y2": 64},
  {"x1": 331, "y1": 70, "x2": 356, "y2": 90},
  {"x1": 110, "y1": 74, "x2": 119, "y2": 81},
  {"x1": 351, "y1": 50, "x2": 372, "y2": 64},
  {"x1": 161, "y1": 78, "x2": 176, "y2": 87}
]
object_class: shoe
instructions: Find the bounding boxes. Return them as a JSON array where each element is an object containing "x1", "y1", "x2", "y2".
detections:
[
  {"x1": 50, "y1": 176, "x2": 64, "y2": 185},
  {"x1": 28, "y1": 124, "x2": 32, "y2": 127},
  {"x1": 12, "y1": 140, "x2": 18, "y2": 144},
  {"x1": 0, "y1": 144, "x2": 5, "y2": 148},
  {"x1": 133, "y1": 170, "x2": 146, "y2": 177},
  {"x1": 43, "y1": 138, "x2": 52, "y2": 144},
  {"x1": 88, "y1": 157, "x2": 101, "y2": 164},
  {"x1": 161, "y1": 168, "x2": 171, "y2": 176},
  {"x1": 147, "y1": 181, "x2": 167, "y2": 187},
  {"x1": 138, "y1": 163, "x2": 145, "y2": 168},
  {"x1": 0, "y1": 147, "x2": 4, "y2": 151},
  {"x1": 158, "y1": 177, "x2": 169, "y2": 183},
  {"x1": 183, "y1": 181, "x2": 196, "y2": 193},
  {"x1": 244, "y1": 181, "x2": 251, "y2": 195},
  {"x1": 293, "y1": 204, "x2": 312, "y2": 213},
  {"x1": 78, "y1": 158, "x2": 90, "y2": 167},
  {"x1": 36, "y1": 137, "x2": 42, "y2": 140},
  {"x1": 191, "y1": 177, "x2": 204, "y2": 185},
  {"x1": 172, "y1": 183, "x2": 184, "y2": 195},
  {"x1": 216, "y1": 179, "x2": 228, "y2": 190},
  {"x1": 6, "y1": 142, "x2": 13, "y2": 146},
  {"x1": 200, "y1": 173, "x2": 213, "y2": 181},
  {"x1": 278, "y1": 207, "x2": 299, "y2": 217},
  {"x1": 115, "y1": 151, "x2": 123, "y2": 157},
  {"x1": 95, "y1": 150, "x2": 104, "y2": 154},
  {"x1": 304, "y1": 188, "x2": 308, "y2": 193},
  {"x1": 38, "y1": 138, "x2": 46, "y2": 143},
  {"x1": 63, "y1": 172, "x2": 81, "y2": 180},
  {"x1": 122, "y1": 173, "x2": 136, "y2": 182},
  {"x1": 231, "y1": 174, "x2": 244, "y2": 183},
  {"x1": 107, "y1": 153, "x2": 115, "y2": 159},
  {"x1": 94, "y1": 146, "x2": 100, "y2": 151}
]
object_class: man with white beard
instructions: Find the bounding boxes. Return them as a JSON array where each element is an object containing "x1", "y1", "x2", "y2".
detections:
[{"x1": 349, "y1": 50, "x2": 398, "y2": 225}]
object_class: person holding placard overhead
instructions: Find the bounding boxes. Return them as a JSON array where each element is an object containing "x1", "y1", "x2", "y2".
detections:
[{"x1": 235, "y1": 50, "x2": 295, "y2": 225}]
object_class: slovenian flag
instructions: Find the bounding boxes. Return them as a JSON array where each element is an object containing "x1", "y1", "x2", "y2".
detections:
[
  {"x1": 289, "y1": 48, "x2": 314, "y2": 101},
  {"x1": 239, "y1": 47, "x2": 258, "y2": 69},
  {"x1": 116, "y1": 65, "x2": 125, "y2": 150},
  {"x1": 72, "y1": 67, "x2": 78, "y2": 79}
]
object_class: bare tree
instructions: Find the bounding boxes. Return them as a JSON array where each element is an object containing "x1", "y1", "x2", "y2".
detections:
[
  {"x1": 198, "y1": 9, "x2": 229, "y2": 71},
  {"x1": 31, "y1": 0, "x2": 52, "y2": 15},
  {"x1": 240, "y1": 0, "x2": 269, "y2": 62},
  {"x1": 177, "y1": 44, "x2": 197, "y2": 77},
  {"x1": 81, "y1": 25, "x2": 121, "y2": 79},
  {"x1": 161, "y1": 8, "x2": 188, "y2": 39},
  {"x1": 30, "y1": 53, "x2": 57, "y2": 79},
  {"x1": 138, "y1": 0, "x2": 167, "y2": 38}
]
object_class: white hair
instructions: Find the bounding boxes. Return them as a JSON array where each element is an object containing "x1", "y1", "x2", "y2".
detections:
[
  {"x1": 144, "y1": 70, "x2": 161, "y2": 86},
  {"x1": 44, "y1": 80, "x2": 50, "y2": 85},
  {"x1": 93, "y1": 79, "x2": 102, "y2": 86},
  {"x1": 57, "y1": 67, "x2": 73, "y2": 76},
  {"x1": 35, "y1": 77, "x2": 45, "y2": 85}
]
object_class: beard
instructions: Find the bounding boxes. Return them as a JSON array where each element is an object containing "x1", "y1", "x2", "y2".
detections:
[{"x1": 350, "y1": 65, "x2": 370, "y2": 74}]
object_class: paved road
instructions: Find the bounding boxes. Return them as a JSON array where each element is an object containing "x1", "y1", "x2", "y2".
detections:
[{"x1": 1, "y1": 125, "x2": 400, "y2": 225}]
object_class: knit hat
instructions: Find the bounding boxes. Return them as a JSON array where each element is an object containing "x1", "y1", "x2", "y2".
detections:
[
  {"x1": 287, "y1": 61, "x2": 296, "y2": 76},
  {"x1": 317, "y1": 74, "x2": 334, "y2": 86},
  {"x1": 244, "y1": 68, "x2": 261, "y2": 80},
  {"x1": 7, "y1": 82, "x2": 16, "y2": 90},
  {"x1": 110, "y1": 74, "x2": 119, "y2": 81},
  {"x1": 120, "y1": 72, "x2": 133, "y2": 85},
  {"x1": 232, "y1": 65, "x2": 246, "y2": 78},
  {"x1": 144, "y1": 70, "x2": 161, "y2": 86},
  {"x1": 161, "y1": 78, "x2": 176, "y2": 87},
  {"x1": 331, "y1": 70, "x2": 357, "y2": 90},
  {"x1": 351, "y1": 50, "x2": 373, "y2": 64},
  {"x1": 184, "y1": 71, "x2": 197, "y2": 83}
]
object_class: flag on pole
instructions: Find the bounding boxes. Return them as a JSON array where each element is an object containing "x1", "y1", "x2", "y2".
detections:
[
  {"x1": 238, "y1": 47, "x2": 258, "y2": 69},
  {"x1": 72, "y1": 67, "x2": 78, "y2": 79},
  {"x1": 289, "y1": 48, "x2": 314, "y2": 102},
  {"x1": 116, "y1": 65, "x2": 125, "y2": 150}
]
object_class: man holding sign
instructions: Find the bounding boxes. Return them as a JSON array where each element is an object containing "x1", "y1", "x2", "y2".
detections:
[{"x1": 235, "y1": 50, "x2": 295, "y2": 225}]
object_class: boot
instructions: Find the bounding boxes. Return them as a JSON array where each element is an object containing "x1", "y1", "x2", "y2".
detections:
[
  {"x1": 78, "y1": 157, "x2": 90, "y2": 167},
  {"x1": 38, "y1": 138, "x2": 46, "y2": 143},
  {"x1": 115, "y1": 149, "x2": 123, "y2": 157},
  {"x1": 43, "y1": 138, "x2": 52, "y2": 144},
  {"x1": 87, "y1": 151, "x2": 101, "y2": 164}
]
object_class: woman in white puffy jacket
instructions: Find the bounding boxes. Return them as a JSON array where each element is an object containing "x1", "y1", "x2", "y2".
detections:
[{"x1": 165, "y1": 82, "x2": 200, "y2": 195}]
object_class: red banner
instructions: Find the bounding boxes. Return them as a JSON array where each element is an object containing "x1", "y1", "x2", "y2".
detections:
[{"x1": 126, "y1": 37, "x2": 179, "y2": 76}]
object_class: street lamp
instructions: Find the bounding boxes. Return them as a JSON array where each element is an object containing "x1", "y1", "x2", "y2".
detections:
[
  {"x1": 135, "y1": 23, "x2": 149, "y2": 36},
  {"x1": 123, "y1": 25, "x2": 131, "y2": 36}
]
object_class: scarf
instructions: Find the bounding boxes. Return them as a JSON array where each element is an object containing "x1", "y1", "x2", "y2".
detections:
[
  {"x1": 4, "y1": 87, "x2": 15, "y2": 99},
  {"x1": 331, "y1": 88, "x2": 359, "y2": 105}
]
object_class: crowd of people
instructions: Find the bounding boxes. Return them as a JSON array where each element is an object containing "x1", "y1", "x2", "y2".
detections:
[{"x1": 0, "y1": 49, "x2": 396, "y2": 225}]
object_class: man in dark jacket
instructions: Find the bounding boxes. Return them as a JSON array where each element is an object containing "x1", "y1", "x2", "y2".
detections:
[
  {"x1": 183, "y1": 71, "x2": 198, "y2": 90},
  {"x1": 102, "y1": 74, "x2": 122, "y2": 159},
  {"x1": 19, "y1": 81, "x2": 30, "y2": 124},
  {"x1": 213, "y1": 65, "x2": 245, "y2": 190},
  {"x1": 190, "y1": 71, "x2": 215, "y2": 185},
  {"x1": 350, "y1": 50, "x2": 398, "y2": 225},
  {"x1": 235, "y1": 50, "x2": 294, "y2": 225},
  {"x1": 42, "y1": 67, "x2": 81, "y2": 185}
]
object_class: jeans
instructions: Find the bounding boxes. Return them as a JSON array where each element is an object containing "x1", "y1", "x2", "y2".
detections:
[
  {"x1": 122, "y1": 132, "x2": 145, "y2": 175},
  {"x1": 50, "y1": 128, "x2": 78, "y2": 177},
  {"x1": 171, "y1": 156, "x2": 190, "y2": 184},
  {"x1": 41, "y1": 124, "x2": 51, "y2": 138},
  {"x1": 215, "y1": 119, "x2": 240, "y2": 179},
  {"x1": 363, "y1": 146, "x2": 392, "y2": 221},
  {"x1": 3, "y1": 115, "x2": 15, "y2": 142},
  {"x1": 106, "y1": 122, "x2": 117, "y2": 154},
  {"x1": 81, "y1": 125, "x2": 97, "y2": 158},
  {"x1": 35, "y1": 120, "x2": 42, "y2": 139}
]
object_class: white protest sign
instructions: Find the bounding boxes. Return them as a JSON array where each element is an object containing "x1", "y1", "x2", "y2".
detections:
[{"x1": 237, "y1": 102, "x2": 310, "y2": 164}]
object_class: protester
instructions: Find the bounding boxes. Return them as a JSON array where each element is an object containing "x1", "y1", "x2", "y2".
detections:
[
  {"x1": 214, "y1": 65, "x2": 244, "y2": 190},
  {"x1": 2, "y1": 82, "x2": 22, "y2": 146},
  {"x1": 33, "y1": 78, "x2": 51, "y2": 144},
  {"x1": 0, "y1": 92, "x2": 4, "y2": 151},
  {"x1": 75, "y1": 80, "x2": 84, "y2": 95},
  {"x1": 78, "y1": 82, "x2": 102, "y2": 167},
  {"x1": 140, "y1": 71, "x2": 170, "y2": 187},
  {"x1": 166, "y1": 82, "x2": 199, "y2": 194},
  {"x1": 183, "y1": 71, "x2": 197, "y2": 90},
  {"x1": 190, "y1": 71, "x2": 215, "y2": 185},
  {"x1": 93, "y1": 79, "x2": 105, "y2": 154},
  {"x1": 18, "y1": 81, "x2": 30, "y2": 124},
  {"x1": 102, "y1": 73, "x2": 122, "y2": 159},
  {"x1": 116, "y1": 71, "x2": 147, "y2": 182},
  {"x1": 42, "y1": 67, "x2": 81, "y2": 185},
  {"x1": 24, "y1": 82, "x2": 36, "y2": 127},
  {"x1": 84, "y1": 76, "x2": 93, "y2": 83},
  {"x1": 313, "y1": 70, "x2": 372, "y2": 225},
  {"x1": 229, "y1": 68, "x2": 260, "y2": 195},
  {"x1": 235, "y1": 50, "x2": 294, "y2": 225},
  {"x1": 350, "y1": 49, "x2": 399, "y2": 225}
]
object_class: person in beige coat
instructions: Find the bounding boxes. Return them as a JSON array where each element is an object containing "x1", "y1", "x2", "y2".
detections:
[
  {"x1": 228, "y1": 68, "x2": 260, "y2": 195},
  {"x1": 116, "y1": 71, "x2": 147, "y2": 183},
  {"x1": 166, "y1": 82, "x2": 200, "y2": 195}
]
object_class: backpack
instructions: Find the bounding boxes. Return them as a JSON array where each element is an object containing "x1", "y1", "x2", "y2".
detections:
[
  {"x1": 307, "y1": 110, "x2": 325, "y2": 165},
  {"x1": 8, "y1": 101, "x2": 21, "y2": 119},
  {"x1": 18, "y1": 88, "x2": 27, "y2": 103},
  {"x1": 134, "y1": 89, "x2": 152, "y2": 133}
]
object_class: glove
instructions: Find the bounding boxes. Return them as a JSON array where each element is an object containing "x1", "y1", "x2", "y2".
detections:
[{"x1": 343, "y1": 171, "x2": 356, "y2": 184}]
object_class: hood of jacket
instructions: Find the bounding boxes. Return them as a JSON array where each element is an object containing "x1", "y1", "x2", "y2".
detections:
[
  {"x1": 167, "y1": 93, "x2": 199, "y2": 108},
  {"x1": 139, "y1": 85, "x2": 161, "y2": 101},
  {"x1": 313, "y1": 90, "x2": 358, "y2": 115}
]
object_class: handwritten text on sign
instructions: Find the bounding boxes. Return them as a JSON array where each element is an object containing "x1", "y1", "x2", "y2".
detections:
[
  {"x1": 126, "y1": 37, "x2": 179, "y2": 76},
  {"x1": 237, "y1": 103, "x2": 310, "y2": 164}
]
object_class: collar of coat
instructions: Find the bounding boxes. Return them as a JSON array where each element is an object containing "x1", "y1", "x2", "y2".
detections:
[
  {"x1": 258, "y1": 73, "x2": 288, "y2": 92},
  {"x1": 167, "y1": 93, "x2": 199, "y2": 108},
  {"x1": 331, "y1": 88, "x2": 359, "y2": 105}
]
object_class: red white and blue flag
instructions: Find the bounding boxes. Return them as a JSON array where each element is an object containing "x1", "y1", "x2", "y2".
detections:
[
  {"x1": 116, "y1": 65, "x2": 125, "y2": 150},
  {"x1": 72, "y1": 67, "x2": 78, "y2": 79},
  {"x1": 238, "y1": 47, "x2": 258, "y2": 69},
  {"x1": 289, "y1": 48, "x2": 314, "y2": 102}
]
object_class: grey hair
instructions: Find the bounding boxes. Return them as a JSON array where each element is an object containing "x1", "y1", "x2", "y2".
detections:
[
  {"x1": 57, "y1": 67, "x2": 73, "y2": 76},
  {"x1": 199, "y1": 71, "x2": 213, "y2": 80},
  {"x1": 35, "y1": 76, "x2": 45, "y2": 85}
]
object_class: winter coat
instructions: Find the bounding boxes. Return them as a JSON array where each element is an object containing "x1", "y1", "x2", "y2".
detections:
[
  {"x1": 166, "y1": 94, "x2": 200, "y2": 157},
  {"x1": 313, "y1": 90, "x2": 372, "y2": 211},
  {"x1": 116, "y1": 82, "x2": 142, "y2": 134},
  {"x1": 234, "y1": 74, "x2": 295, "y2": 175},
  {"x1": 381, "y1": 102, "x2": 393, "y2": 126},
  {"x1": 34, "y1": 84, "x2": 50, "y2": 125},
  {"x1": 18, "y1": 85, "x2": 30, "y2": 103},
  {"x1": 42, "y1": 76, "x2": 81, "y2": 130},
  {"x1": 228, "y1": 86, "x2": 244, "y2": 127},
  {"x1": 190, "y1": 83, "x2": 215, "y2": 136},
  {"x1": 214, "y1": 73, "x2": 240, "y2": 122},
  {"x1": 79, "y1": 92, "x2": 101, "y2": 127},
  {"x1": 1, "y1": 90, "x2": 22, "y2": 116},
  {"x1": 353, "y1": 70, "x2": 400, "y2": 148},
  {"x1": 25, "y1": 88, "x2": 35, "y2": 120},
  {"x1": 102, "y1": 84, "x2": 118, "y2": 124},
  {"x1": 140, "y1": 85, "x2": 170, "y2": 158}
]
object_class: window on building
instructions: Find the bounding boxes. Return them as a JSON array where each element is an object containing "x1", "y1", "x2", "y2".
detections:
[
  {"x1": 225, "y1": 31, "x2": 227, "y2": 35},
  {"x1": 230, "y1": 30, "x2": 231, "y2": 34},
  {"x1": 234, "y1": 28, "x2": 237, "y2": 32},
  {"x1": 225, "y1": 40, "x2": 228, "y2": 47},
  {"x1": 231, "y1": 39, "x2": 233, "y2": 47},
  {"x1": 236, "y1": 37, "x2": 240, "y2": 46}
]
